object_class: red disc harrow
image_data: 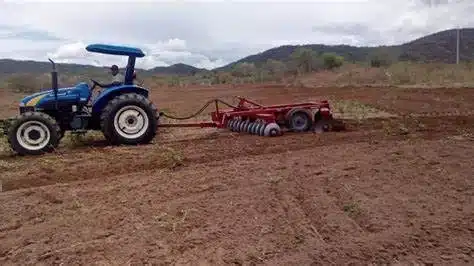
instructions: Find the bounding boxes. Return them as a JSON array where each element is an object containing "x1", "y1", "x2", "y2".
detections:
[{"x1": 159, "y1": 96, "x2": 345, "y2": 136}]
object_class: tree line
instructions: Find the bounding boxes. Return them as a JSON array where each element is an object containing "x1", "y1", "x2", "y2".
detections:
[{"x1": 195, "y1": 46, "x2": 395, "y2": 85}]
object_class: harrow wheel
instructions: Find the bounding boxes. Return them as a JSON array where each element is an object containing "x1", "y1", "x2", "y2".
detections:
[
  {"x1": 287, "y1": 109, "x2": 313, "y2": 132},
  {"x1": 100, "y1": 93, "x2": 158, "y2": 145},
  {"x1": 7, "y1": 112, "x2": 61, "y2": 156}
]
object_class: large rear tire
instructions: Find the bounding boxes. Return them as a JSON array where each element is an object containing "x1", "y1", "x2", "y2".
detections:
[
  {"x1": 7, "y1": 112, "x2": 61, "y2": 156},
  {"x1": 100, "y1": 93, "x2": 158, "y2": 145}
]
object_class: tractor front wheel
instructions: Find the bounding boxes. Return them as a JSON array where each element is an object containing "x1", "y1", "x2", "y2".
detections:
[
  {"x1": 100, "y1": 93, "x2": 158, "y2": 145},
  {"x1": 7, "y1": 112, "x2": 61, "y2": 155}
]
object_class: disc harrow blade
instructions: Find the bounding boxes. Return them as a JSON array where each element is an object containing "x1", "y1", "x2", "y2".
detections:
[{"x1": 226, "y1": 118, "x2": 282, "y2": 137}]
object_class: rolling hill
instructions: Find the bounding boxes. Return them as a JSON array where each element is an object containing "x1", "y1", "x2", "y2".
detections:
[
  {"x1": 0, "y1": 28, "x2": 472, "y2": 77},
  {"x1": 0, "y1": 59, "x2": 206, "y2": 79},
  {"x1": 214, "y1": 44, "x2": 376, "y2": 71},
  {"x1": 398, "y1": 28, "x2": 474, "y2": 63},
  {"x1": 216, "y1": 28, "x2": 474, "y2": 71},
  {"x1": 148, "y1": 63, "x2": 208, "y2": 76},
  {"x1": 0, "y1": 59, "x2": 102, "y2": 76}
]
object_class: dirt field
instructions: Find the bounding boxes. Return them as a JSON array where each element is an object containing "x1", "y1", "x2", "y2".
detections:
[{"x1": 1, "y1": 84, "x2": 473, "y2": 265}]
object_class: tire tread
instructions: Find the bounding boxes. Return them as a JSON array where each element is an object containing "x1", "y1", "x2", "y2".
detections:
[
  {"x1": 100, "y1": 93, "x2": 158, "y2": 145},
  {"x1": 7, "y1": 111, "x2": 61, "y2": 155}
]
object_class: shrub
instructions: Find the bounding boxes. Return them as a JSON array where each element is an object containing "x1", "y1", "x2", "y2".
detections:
[{"x1": 322, "y1": 53, "x2": 344, "y2": 70}]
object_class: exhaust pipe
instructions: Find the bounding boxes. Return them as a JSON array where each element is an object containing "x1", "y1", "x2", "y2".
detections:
[{"x1": 48, "y1": 58, "x2": 58, "y2": 110}]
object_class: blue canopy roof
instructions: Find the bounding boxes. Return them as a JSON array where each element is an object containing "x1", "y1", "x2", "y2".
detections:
[{"x1": 85, "y1": 44, "x2": 145, "y2": 58}]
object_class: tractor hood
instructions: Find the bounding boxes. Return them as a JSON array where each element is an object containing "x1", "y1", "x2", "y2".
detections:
[{"x1": 19, "y1": 82, "x2": 90, "y2": 107}]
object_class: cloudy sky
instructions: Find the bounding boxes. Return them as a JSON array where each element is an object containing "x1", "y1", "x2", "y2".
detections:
[{"x1": 0, "y1": 0, "x2": 472, "y2": 70}]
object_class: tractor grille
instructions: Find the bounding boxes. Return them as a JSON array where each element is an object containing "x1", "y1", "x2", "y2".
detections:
[{"x1": 20, "y1": 106, "x2": 35, "y2": 114}]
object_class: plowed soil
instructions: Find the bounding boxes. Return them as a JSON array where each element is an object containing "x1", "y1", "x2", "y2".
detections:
[{"x1": 1, "y1": 84, "x2": 473, "y2": 265}]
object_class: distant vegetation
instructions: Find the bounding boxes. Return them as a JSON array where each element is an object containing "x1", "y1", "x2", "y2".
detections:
[
  {"x1": 1, "y1": 28, "x2": 474, "y2": 91},
  {"x1": 216, "y1": 28, "x2": 474, "y2": 70}
]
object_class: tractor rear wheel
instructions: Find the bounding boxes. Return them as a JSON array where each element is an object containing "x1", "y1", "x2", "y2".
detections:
[
  {"x1": 100, "y1": 93, "x2": 158, "y2": 145},
  {"x1": 7, "y1": 112, "x2": 61, "y2": 155}
]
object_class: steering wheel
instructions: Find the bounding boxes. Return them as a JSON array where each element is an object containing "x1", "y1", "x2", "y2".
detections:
[
  {"x1": 85, "y1": 79, "x2": 101, "y2": 106},
  {"x1": 89, "y1": 79, "x2": 104, "y2": 98},
  {"x1": 90, "y1": 79, "x2": 104, "y2": 91},
  {"x1": 91, "y1": 79, "x2": 100, "y2": 87}
]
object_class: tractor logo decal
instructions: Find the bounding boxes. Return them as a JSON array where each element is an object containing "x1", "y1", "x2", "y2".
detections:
[{"x1": 25, "y1": 94, "x2": 47, "y2": 106}]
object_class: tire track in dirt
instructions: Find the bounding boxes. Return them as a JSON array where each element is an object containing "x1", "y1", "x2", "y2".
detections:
[
  {"x1": 1, "y1": 144, "x2": 367, "y2": 264},
  {"x1": 0, "y1": 130, "x2": 423, "y2": 192},
  {"x1": 0, "y1": 132, "x2": 392, "y2": 264},
  {"x1": 1, "y1": 114, "x2": 473, "y2": 192},
  {"x1": 410, "y1": 110, "x2": 474, "y2": 117},
  {"x1": 1, "y1": 131, "x2": 365, "y2": 192},
  {"x1": 0, "y1": 135, "x2": 463, "y2": 192},
  {"x1": 271, "y1": 167, "x2": 370, "y2": 248},
  {"x1": 269, "y1": 179, "x2": 328, "y2": 249}
]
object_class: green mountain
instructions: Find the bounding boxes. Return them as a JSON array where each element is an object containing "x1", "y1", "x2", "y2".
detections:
[
  {"x1": 216, "y1": 28, "x2": 473, "y2": 71},
  {"x1": 398, "y1": 28, "x2": 474, "y2": 63}
]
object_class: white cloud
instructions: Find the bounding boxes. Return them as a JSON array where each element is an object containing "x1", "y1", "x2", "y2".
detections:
[
  {"x1": 147, "y1": 39, "x2": 188, "y2": 52},
  {"x1": 45, "y1": 42, "x2": 127, "y2": 67},
  {"x1": 0, "y1": 0, "x2": 472, "y2": 69},
  {"x1": 41, "y1": 39, "x2": 225, "y2": 70},
  {"x1": 141, "y1": 39, "x2": 224, "y2": 69},
  {"x1": 47, "y1": 42, "x2": 88, "y2": 60}
]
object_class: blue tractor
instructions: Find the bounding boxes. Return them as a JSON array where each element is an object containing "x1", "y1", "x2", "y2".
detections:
[{"x1": 5, "y1": 44, "x2": 159, "y2": 155}]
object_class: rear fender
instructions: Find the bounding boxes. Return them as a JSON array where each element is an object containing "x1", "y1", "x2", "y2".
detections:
[{"x1": 91, "y1": 85, "x2": 149, "y2": 115}]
